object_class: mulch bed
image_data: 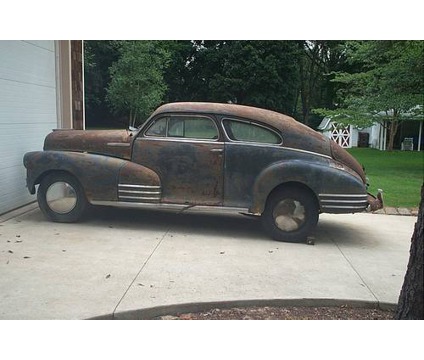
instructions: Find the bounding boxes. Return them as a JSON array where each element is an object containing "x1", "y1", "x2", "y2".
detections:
[{"x1": 156, "y1": 305, "x2": 394, "y2": 320}]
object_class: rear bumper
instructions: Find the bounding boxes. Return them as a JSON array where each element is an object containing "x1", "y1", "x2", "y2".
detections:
[
  {"x1": 366, "y1": 190, "x2": 384, "y2": 212},
  {"x1": 319, "y1": 189, "x2": 383, "y2": 214}
]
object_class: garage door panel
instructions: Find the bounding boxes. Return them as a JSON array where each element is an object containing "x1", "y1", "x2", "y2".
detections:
[
  {"x1": 0, "y1": 124, "x2": 53, "y2": 168},
  {"x1": 0, "y1": 40, "x2": 57, "y2": 215},
  {"x1": 0, "y1": 41, "x2": 55, "y2": 88},
  {"x1": 0, "y1": 165, "x2": 35, "y2": 213},
  {"x1": 0, "y1": 80, "x2": 57, "y2": 124}
]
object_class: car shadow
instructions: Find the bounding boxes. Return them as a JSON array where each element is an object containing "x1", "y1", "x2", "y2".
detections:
[
  {"x1": 84, "y1": 205, "x2": 268, "y2": 242},
  {"x1": 314, "y1": 218, "x2": 382, "y2": 248},
  {"x1": 21, "y1": 205, "x2": 378, "y2": 246}
]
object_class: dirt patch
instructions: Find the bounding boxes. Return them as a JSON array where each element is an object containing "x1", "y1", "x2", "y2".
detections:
[{"x1": 155, "y1": 305, "x2": 394, "y2": 320}]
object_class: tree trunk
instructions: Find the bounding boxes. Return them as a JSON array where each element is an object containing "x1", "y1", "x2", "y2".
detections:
[
  {"x1": 387, "y1": 119, "x2": 399, "y2": 151},
  {"x1": 395, "y1": 184, "x2": 424, "y2": 319}
]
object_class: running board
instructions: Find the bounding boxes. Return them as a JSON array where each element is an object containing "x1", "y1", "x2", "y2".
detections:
[{"x1": 90, "y1": 200, "x2": 250, "y2": 215}]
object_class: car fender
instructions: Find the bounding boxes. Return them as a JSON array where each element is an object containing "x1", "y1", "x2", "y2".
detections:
[
  {"x1": 23, "y1": 151, "x2": 160, "y2": 202},
  {"x1": 250, "y1": 159, "x2": 366, "y2": 214}
]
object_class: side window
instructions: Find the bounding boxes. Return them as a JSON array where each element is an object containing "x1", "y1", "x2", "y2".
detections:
[
  {"x1": 146, "y1": 116, "x2": 218, "y2": 140},
  {"x1": 145, "y1": 117, "x2": 168, "y2": 137},
  {"x1": 223, "y1": 119, "x2": 281, "y2": 144}
]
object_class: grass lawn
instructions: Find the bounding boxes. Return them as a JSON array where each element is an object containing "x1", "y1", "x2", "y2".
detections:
[{"x1": 347, "y1": 148, "x2": 423, "y2": 208}]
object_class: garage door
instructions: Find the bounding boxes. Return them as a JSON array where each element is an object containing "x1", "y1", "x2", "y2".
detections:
[{"x1": 0, "y1": 40, "x2": 58, "y2": 215}]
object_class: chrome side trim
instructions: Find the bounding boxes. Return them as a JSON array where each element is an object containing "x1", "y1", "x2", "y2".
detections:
[
  {"x1": 119, "y1": 190, "x2": 161, "y2": 195},
  {"x1": 319, "y1": 193, "x2": 368, "y2": 212},
  {"x1": 107, "y1": 142, "x2": 131, "y2": 147},
  {"x1": 319, "y1": 193, "x2": 367, "y2": 198},
  {"x1": 320, "y1": 199, "x2": 368, "y2": 204},
  {"x1": 118, "y1": 184, "x2": 162, "y2": 202},
  {"x1": 119, "y1": 195, "x2": 161, "y2": 201},
  {"x1": 118, "y1": 184, "x2": 161, "y2": 189},
  {"x1": 321, "y1": 205, "x2": 366, "y2": 210},
  {"x1": 283, "y1": 147, "x2": 332, "y2": 159}
]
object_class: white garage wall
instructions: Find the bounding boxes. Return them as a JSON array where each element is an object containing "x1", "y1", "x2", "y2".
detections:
[{"x1": 0, "y1": 40, "x2": 58, "y2": 215}]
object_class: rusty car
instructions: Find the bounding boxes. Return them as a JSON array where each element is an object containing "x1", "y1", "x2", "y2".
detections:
[{"x1": 23, "y1": 102, "x2": 383, "y2": 242}]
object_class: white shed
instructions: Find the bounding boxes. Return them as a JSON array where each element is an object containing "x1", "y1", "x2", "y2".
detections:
[{"x1": 318, "y1": 117, "x2": 386, "y2": 149}]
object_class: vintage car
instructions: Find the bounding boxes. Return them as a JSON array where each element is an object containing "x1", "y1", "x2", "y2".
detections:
[{"x1": 23, "y1": 102, "x2": 383, "y2": 242}]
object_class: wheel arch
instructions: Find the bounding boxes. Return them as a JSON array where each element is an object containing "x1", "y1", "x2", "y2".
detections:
[
  {"x1": 32, "y1": 169, "x2": 81, "y2": 194},
  {"x1": 250, "y1": 160, "x2": 323, "y2": 215},
  {"x1": 264, "y1": 182, "x2": 320, "y2": 213}
]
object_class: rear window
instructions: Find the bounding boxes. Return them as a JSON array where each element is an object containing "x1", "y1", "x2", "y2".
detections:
[{"x1": 223, "y1": 119, "x2": 281, "y2": 144}]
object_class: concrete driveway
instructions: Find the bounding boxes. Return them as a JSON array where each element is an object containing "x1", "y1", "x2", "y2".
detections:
[{"x1": 0, "y1": 204, "x2": 417, "y2": 319}]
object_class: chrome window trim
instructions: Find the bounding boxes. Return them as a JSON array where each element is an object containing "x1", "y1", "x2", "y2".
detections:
[{"x1": 137, "y1": 137, "x2": 224, "y2": 145}]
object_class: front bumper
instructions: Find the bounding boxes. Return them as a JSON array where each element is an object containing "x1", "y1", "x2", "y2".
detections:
[{"x1": 367, "y1": 189, "x2": 384, "y2": 212}]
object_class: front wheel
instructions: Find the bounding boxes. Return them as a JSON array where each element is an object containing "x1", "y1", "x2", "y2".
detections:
[
  {"x1": 261, "y1": 187, "x2": 319, "y2": 242},
  {"x1": 37, "y1": 172, "x2": 88, "y2": 222}
]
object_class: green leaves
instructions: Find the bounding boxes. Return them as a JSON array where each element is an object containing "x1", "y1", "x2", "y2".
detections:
[
  {"x1": 106, "y1": 41, "x2": 171, "y2": 127},
  {"x1": 318, "y1": 40, "x2": 423, "y2": 150}
]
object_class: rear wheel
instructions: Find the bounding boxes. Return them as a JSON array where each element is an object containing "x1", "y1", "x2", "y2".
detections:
[
  {"x1": 37, "y1": 172, "x2": 87, "y2": 222},
  {"x1": 261, "y1": 186, "x2": 319, "y2": 242}
]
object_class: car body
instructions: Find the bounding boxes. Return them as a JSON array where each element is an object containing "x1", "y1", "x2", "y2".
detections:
[{"x1": 23, "y1": 102, "x2": 383, "y2": 242}]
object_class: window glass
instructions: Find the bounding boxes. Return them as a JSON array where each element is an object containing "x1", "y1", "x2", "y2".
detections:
[
  {"x1": 223, "y1": 119, "x2": 281, "y2": 144},
  {"x1": 146, "y1": 116, "x2": 218, "y2": 140},
  {"x1": 145, "y1": 117, "x2": 168, "y2": 137},
  {"x1": 176, "y1": 117, "x2": 218, "y2": 139}
]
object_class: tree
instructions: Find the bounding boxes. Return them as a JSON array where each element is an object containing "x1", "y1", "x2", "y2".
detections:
[
  {"x1": 185, "y1": 41, "x2": 302, "y2": 116},
  {"x1": 298, "y1": 41, "x2": 348, "y2": 126},
  {"x1": 395, "y1": 184, "x2": 424, "y2": 319},
  {"x1": 84, "y1": 41, "x2": 121, "y2": 127},
  {"x1": 317, "y1": 41, "x2": 424, "y2": 150},
  {"x1": 106, "y1": 41, "x2": 171, "y2": 127}
]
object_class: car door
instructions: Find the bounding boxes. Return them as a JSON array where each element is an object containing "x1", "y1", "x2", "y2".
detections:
[{"x1": 132, "y1": 114, "x2": 224, "y2": 205}]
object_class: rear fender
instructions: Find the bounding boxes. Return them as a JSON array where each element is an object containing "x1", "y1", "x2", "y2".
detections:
[{"x1": 250, "y1": 159, "x2": 366, "y2": 214}]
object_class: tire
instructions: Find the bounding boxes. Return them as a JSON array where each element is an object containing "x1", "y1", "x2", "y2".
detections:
[
  {"x1": 261, "y1": 186, "x2": 319, "y2": 242},
  {"x1": 37, "y1": 172, "x2": 88, "y2": 223}
]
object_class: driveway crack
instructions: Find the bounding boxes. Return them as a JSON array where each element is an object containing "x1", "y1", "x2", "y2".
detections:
[
  {"x1": 112, "y1": 228, "x2": 170, "y2": 317},
  {"x1": 331, "y1": 238, "x2": 380, "y2": 304}
]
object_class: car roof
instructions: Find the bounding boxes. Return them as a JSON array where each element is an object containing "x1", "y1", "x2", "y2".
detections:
[
  {"x1": 151, "y1": 102, "x2": 295, "y2": 130},
  {"x1": 150, "y1": 102, "x2": 329, "y2": 154}
]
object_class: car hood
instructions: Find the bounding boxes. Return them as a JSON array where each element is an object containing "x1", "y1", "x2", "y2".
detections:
[{"x1": 43, "y1": 129, "x2": 134, "y2": 160}]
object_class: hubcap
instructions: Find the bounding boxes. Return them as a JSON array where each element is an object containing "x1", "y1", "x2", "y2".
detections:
[
  {"x1": 273, "y1": 199, "x2": 305, "y2": 232},
  {"x1": 46, "y1": 182, "x2": 77, "y2": 214}
]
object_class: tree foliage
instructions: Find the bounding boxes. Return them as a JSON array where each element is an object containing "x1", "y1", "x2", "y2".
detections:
[
  {"x1": 188, "y1": 41, "x2": 302, "y2": 115},
  {"x1": 106, "y1": 41, "x2": 171, "y2": 127},
  {"x1": 84, "y1": 41, "x2": 121, "y2": 125},
  {"x1": 298, "y1": 41, "x2": 348, "y2": 126},
  {"x1": 315, "y1": 41, "x2": 424, "y2": 150},
  {"x1": 86, "y1": 40, "x2": 423, "y2": 142}
]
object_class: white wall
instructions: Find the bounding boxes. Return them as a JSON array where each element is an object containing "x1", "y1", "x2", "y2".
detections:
[{"x1": 0, "y1": 40, "x2": 58, "y2": 214}]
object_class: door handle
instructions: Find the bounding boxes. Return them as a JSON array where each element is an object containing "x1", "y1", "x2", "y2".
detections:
[{"x1": 210, "y1": 148, "x2": 223, "y2": 153}]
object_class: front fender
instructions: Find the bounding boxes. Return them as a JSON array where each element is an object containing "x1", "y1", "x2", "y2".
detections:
[
  {"x1": 250, "y1": 159, "x2": 366, "y2": 214},
  {"x1": 23, "y1": 151, "x2": 160, "y2": 202}
]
